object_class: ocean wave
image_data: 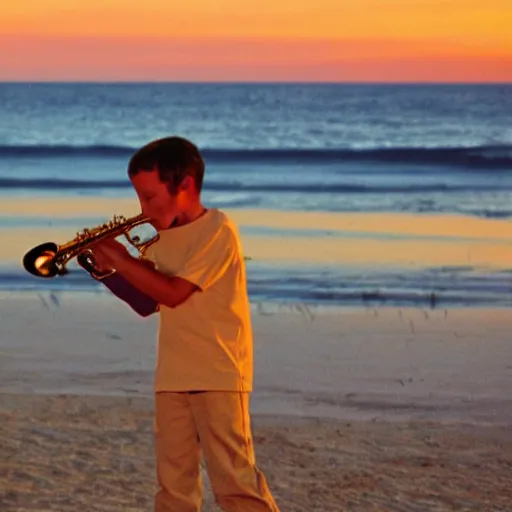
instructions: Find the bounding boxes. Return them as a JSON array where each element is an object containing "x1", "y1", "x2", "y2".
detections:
[
  {"x1": 0, "y1": 176, "x2": 506, "y2": 194},
  {"x1": 0, "y1": 144, "x2": 511, "y2": 169},
  {"x1": 0, "y1": 177, "x2": 128, "y2": 189},
  {"x1": 0, "y1": 144, "x2": 134, "y2": 158}
]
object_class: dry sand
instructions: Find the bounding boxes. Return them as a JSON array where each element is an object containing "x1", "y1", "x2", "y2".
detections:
[
  {"x1": 2, "y1": 394, "x2": 511, "y2": 512},
  {"x1": 1, "y1": 292, "x2": 512, "y2": 510}
]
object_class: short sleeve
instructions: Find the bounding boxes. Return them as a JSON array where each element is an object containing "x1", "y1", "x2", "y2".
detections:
[{"x1": 176, "y1": 225, "x2": 237, "y2": 291}]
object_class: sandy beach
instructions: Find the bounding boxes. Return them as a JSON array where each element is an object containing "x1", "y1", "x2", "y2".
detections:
[
  {"x1": 1, "y1": 291, "x2": 512, "y2": 511},
  {"x1": 3, "y1": 393, "x2": 511, "y2": 512}
]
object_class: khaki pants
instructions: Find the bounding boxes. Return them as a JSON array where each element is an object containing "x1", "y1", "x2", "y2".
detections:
[{"x1": 154, "y1": 391, "x2": 280, "y2": 512}]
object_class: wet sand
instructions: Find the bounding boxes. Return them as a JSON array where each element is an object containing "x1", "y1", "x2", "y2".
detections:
[{"x1": 2, "y1": 196, "x2": 512, "y2": 269}]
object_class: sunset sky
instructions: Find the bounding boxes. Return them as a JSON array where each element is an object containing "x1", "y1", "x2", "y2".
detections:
[{"x1": 0, "y1": 1, "x2": 511, "y2": 82}]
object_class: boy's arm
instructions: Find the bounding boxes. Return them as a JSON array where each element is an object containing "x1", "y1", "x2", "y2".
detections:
[
  {"x1": 90, "y1": 225, "x2": 237, "y2": 309},
  {"x1": 110, "y1": 256, "x2": 200, "y2": 310},
  {"x1": 78, "y1": 252, "x2": 159, "y2": 317},
  {"x1": 99, "y1": 273, "x2": 159, "y2": 317}
]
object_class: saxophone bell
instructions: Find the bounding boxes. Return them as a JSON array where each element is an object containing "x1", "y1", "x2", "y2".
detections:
[{"x1": 23, "y1": 242, "x2": 65, "y2": 278}]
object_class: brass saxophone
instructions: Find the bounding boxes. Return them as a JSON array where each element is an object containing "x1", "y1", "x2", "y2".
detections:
[{"x1": 22, "y1": 213, "x2": 159, "y2": 279}]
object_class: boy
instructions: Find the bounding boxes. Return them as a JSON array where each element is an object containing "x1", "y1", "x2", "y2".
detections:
[{"x1": 79, "y1": 136, "x2": 280, "y2": 512}]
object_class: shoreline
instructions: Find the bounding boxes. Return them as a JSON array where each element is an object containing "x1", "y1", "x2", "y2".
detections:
[
  {"x1": 2, "y1": 265, "x2": 512, "y2": 310},
  {"x1": 3, "y1": 198, "x2": 511, "y2": 310}
]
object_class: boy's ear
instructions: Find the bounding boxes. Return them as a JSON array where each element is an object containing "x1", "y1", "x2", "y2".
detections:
[{"x1": 179, "y1": 175, "x2": 194, "y2": 192}]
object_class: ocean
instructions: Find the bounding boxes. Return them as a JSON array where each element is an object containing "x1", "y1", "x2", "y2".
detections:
[{"x1": 1, "y1": 82, "x2": 512, "y2": 308}]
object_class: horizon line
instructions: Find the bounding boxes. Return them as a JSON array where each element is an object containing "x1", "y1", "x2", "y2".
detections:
[{"x1": 1, "y1": 80, "x2": 511, "y2": 85}]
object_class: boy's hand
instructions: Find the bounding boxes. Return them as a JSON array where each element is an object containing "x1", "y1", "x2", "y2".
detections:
[
  {"x1": 91, "y1": 237, "x2": 131, "y2": 267},
  {"x1": 77, "y1": 249, "x2": 113, "y2": 277},
  {"x1": 86, "y1": 248, "x2": 112, "y2": 271}
]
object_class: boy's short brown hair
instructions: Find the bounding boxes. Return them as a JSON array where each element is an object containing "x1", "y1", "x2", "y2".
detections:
[{"x1": 128, "y1": 136, "x2": 205, "y2": 194}]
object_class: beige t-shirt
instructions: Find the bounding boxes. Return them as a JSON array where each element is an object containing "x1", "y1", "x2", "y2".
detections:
[{"x1": 144, "y1": 208, "x2": 253, "y2": 392}]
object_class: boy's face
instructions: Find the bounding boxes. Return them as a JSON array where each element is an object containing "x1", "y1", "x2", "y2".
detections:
[{"x1": 130, "y1": 168, "x2": 185, "y2": 230}]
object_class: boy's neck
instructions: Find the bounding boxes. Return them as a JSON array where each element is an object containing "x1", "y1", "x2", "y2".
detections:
[{"x1": 172, "y1": 202, "x2": 208, "y2": 228}]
